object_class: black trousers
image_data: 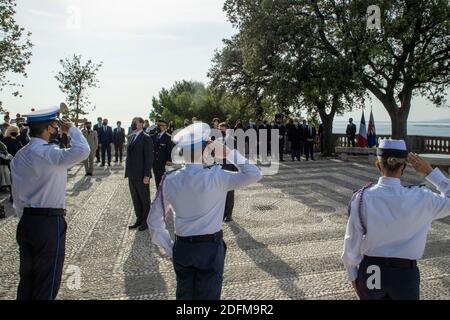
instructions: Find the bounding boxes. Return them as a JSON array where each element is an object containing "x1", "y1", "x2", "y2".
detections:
[
  {"x1": 114, "y1": 143, "x2": 124, "y2": 162},
  {"x1": 16, "y1": 214, "x2": 66, "y2": 300},
  {"x1": 101, "y1": 143, "x2": 112, "y2": 165},
  {"x1": 279, "y1": 138, "x2": 285, "y2": 161},
  {"x1": 95, "y1": 145, "x2": 100, "y2": 162},
  {"x1": 347, "y1": 137, "x2": 356, "y2": 147},
  {"x1": 356, "y1": 256, "x2": 420, "y2": 300},
  {"x1": 153, "y1": 167, "x2": 166, "y2": 190},
  {"x1": 304, "y1": 141, "x2": 314, "y2": 160},
  {"x1": 223, "y1": 190, "x2": 235, "y2": 220},
  {"x1": 128, "y1": 179, "x2": 150, "y2": 226}
]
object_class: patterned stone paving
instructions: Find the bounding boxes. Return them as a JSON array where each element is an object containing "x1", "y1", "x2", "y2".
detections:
[{"x1": 0, "y1": 156, "x2": 449, "y2": 300}]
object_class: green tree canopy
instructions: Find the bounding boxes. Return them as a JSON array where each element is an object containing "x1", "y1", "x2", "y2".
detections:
[
  {"x1": 0, "y1": 0, "x2": 33, "y2": 111},
  {"x1": 55, "y1": 54, "x2": 102, "y2": 126}
]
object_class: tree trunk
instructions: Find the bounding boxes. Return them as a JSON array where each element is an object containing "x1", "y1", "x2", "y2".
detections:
[
  {"x1": 390, "y1": 111, "x2": 408, "y2": 139},
  {"x1": 384, "y1": 96, "x2": 411, "y2": 140}
]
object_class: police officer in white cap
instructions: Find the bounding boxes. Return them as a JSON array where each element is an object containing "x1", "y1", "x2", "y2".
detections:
[
  {"x1": 342, "y1": 139, "x2": 449, "y2": 300},
  {"x1": 147, "y1": 122, "x2": 262, "y2": 300},
  {"x1": 11, "y1": 107, "x2": 90, "y2": 300}
]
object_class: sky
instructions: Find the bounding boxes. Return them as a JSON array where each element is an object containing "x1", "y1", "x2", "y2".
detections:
[{"x1": 1, "y1": 0, "x2": 449, "y2": 125}]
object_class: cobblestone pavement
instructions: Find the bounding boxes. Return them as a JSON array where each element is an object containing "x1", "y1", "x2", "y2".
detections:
[{"x1": 0, "y1": 157, "x2": 449, "y2": 300}]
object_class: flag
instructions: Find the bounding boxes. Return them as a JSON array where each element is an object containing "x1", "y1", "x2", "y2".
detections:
[
  {"x1": 357, "y1": 110, "x2": 368, "y2": 147},
  {"x1": 367, "y1": 109, "x2": 377, "y2": 147}
]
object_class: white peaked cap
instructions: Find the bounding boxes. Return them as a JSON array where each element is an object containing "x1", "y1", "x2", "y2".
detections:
[
  {"x1": 172, "y1": 122, "x2": 211, "y2": 149},
  {"x1": 377, "y1": 139, "x2": 408, "y2": 158}
]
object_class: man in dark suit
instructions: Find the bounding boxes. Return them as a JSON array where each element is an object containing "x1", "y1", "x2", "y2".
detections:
[
  {"x1": 288, "y1": 119, "x2": 303, "y2": 161},
  {"x1": 219, "y1": 122, "x2": 238, "y2": 222},
  {"x1": 346, "y1": 118, "x2": 357, "y2": 147},
  {"x1": 93, "y1": 117, "x2": 102, "y2": 163},
  {"x1": 98, "y1": 118, "x2": 113, "y2": 167},
  {"x1": 113, "y1": 121, "x2": 126, "y2": 163},
  {"x1": 272, "y1": 114, "x2": 286, "y2": 162},
  {"x1": 258, "y1": 120, "x2": 271, "y2": 161},
  {"x1": 152, "y1": 120, "x2": 173, "y2": 189},
  {"x1": 303, "y1": 120, "x2": 316, "y2": 161},
  {"x1": 125, "y1": 117, "x2": 154, "y2": 231}
]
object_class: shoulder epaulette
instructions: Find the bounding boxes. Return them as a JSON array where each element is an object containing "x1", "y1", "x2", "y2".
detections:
[
  {"x1": 405, "y1": 184, "x2": 426, "y2": 189},
  {"x1": 204, "y1": 164, "x2": 219, "y2": 170},
  {"x1": 165, "y1": 167, "x2": 182, "y2": 175}
]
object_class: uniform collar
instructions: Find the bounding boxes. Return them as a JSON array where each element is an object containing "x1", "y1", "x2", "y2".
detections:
[
  {"x1": 185, "y1": 163, "x2": 204, "y2": 171},
  {"x1": 31, "y1": 137, "x2": 49, "y2": 145},
  {"x1": 378, "y1": 176, "x2": 402, "y2": 187}
]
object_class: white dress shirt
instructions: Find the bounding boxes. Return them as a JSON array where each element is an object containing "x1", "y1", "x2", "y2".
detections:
[
  {"x1": 11, "y1": 127, "x2": 91, "y2": 218},
  {"x1": 147, "y1": 149, "x2": 262, "y2": 258},
  {"x1": 342, "y1": 168, "x2": 450, "y2": 281}
]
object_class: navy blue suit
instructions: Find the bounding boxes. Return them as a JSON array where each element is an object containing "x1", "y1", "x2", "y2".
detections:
[{"x1": 98, "y1": 125, "x2": 113, "y2": 165}]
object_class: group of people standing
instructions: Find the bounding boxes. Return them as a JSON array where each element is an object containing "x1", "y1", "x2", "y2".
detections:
[
  {"x1": 6, "y1": 106, "x2": 449, "y2": 302},
  {"x1": 211, "y1": 116, "x2": 320, "y2": 162}
]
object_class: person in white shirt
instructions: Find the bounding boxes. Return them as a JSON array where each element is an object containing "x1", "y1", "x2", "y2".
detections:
[
  {"x1": 342, "y1": 139, "x2": 450, "y2": 300},
  {"x1": 11, "y1": 106, "x2": 90, "y2": 300},
  {"x1": 147, "y1": 122, "x2": 262, "y2": 300}
]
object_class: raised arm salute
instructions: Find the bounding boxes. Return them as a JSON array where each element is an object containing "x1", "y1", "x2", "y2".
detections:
[
  {"x1": 342, "y1": 139, "x2": 449, "y2": 300},
  {"x1": 11, "y1": 107, "x2": 90, "y2": 300},
  {"x1": 147, "y1": 122, "x2": 262, "y2": 300}
]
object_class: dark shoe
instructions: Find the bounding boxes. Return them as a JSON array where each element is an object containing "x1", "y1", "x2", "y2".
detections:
[
  {"x1": 100, "y1": 164, "x2": 105, "y2": 167},
  {"x1": 138, "y1": 224, "x2": 148, "y2": 231},
  {"x1": 128, "y1": 222, "x2": 141, "y2": 229},
  {"x1": 108, "y1": 163, "x2": 112, "y2": 167},
  {"x1": 224, "y1": 216, "x2": 233, "y2": 223}
]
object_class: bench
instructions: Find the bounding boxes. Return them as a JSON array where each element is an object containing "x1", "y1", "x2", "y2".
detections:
[
  {"x1": 335, "y1": 147, "x2": 377, "y2": 162},
  {"x1": 419, "y1": 154, "x2": 450, "y2": 175}
]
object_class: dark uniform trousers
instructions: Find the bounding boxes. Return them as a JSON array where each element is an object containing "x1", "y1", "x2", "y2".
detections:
[
  {"x1": 128, "y1": 179, "x2": 151, "y2": 225},
  {"x1": 356, "y1": 256, "x2": 420, "y2": 300},
  {"x1": 16, "y1": 213, "x2": 66, "y2": 300},
  {"x1": 153, "y1": 166, "x2": 166, "y2": 190},
  {"x1": 173, "y1": 238, "x2": 227, "y2": 300}
]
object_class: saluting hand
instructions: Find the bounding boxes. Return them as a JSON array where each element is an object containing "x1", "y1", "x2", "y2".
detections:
[
  {"x1": 408, "y1": 153, "x2": 433, "y2": 177},
  {"x1": 59, "y1": 118, "x2": 74, "y2": 134}
]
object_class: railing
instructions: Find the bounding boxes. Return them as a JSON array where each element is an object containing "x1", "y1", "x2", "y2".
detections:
[{"x1": 332, "y1": 134, "x2": 450, "y2": 154}]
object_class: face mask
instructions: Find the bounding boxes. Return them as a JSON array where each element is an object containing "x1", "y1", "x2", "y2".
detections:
[
  {"x1": 131, "y1": 123, "x2": 138, "y2": 131},
  {"x1": 10, "y1": 132, "x2": 18, "y2": 137},
  {"x1": 49, "y1": 127, "x2": 59, "y2": 140},
  {"x1": 86, "y1": 126, "x2": 92, "y2": 130}
]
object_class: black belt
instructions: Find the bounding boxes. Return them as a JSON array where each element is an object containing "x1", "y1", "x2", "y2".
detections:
[
  {"x1": 23, "y1": 208, "x2": 66, "y2": 217},
  {"x1": 364, "y1": 255, "x2": 417, "y2": 269},
  {"x1": 175, "y1": 230, "x2": 223, "y2": 243}
]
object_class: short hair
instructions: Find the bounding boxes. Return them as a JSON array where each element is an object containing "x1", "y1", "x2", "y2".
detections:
[
  {"x1": 117, "y1": 121, "x2": 121, "y2": 124},
  {"x1": 29, "y1": 120, "x2": 57, "y2": 137},
  {"x1": 85, "y1": 121, "x2": 92, "y2": 125},
  {"x1": 133, "y1": 117, "x2": 144, "y2": 124},
  {"x1": 218, "y1": 122, "x2": 229, "y2": 128},
  {"x1": 212, "y1": 117, "x2": 220, "y2": 123}
]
